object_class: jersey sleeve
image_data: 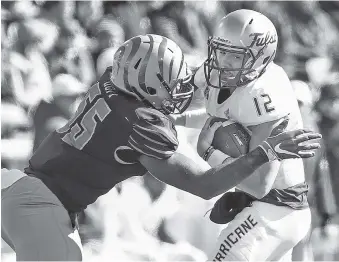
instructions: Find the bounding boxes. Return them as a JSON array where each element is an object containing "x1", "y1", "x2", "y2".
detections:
[{"x1": 128, "y1": 107, "x2": 179, "y2": 160}]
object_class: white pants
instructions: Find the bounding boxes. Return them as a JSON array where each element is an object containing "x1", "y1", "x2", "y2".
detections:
[{"x1": 208, "y1": 201, "x2": 311, "y2": 261}]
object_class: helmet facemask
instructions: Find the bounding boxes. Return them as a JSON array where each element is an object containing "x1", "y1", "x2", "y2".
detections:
[
  {"x1": 156, "y1": 73, "x2": 194, "y2": 114},
  {"x1": 204, "y1": 36, "x2": 271, "y2": 89}
]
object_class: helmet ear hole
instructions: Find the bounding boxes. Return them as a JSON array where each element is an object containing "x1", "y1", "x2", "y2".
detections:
[{"x1": 147, "y1": 86, "x2": 157, "y2": 95}]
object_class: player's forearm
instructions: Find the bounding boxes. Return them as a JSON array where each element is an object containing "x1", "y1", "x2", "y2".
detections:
[
  {"x1": 184, "y1": 108, "x2": 208, "y2": 128},
  {"x1": 171, "y1": 108, "x2": 207, "y2": 128},
  {"x1": 235, "y1": 150, "x2": 279, "y2": 199},
  {"x1": 139, "y1": 147, "x2": 268, "y2": 200},
  {"x1": 204, "y1": 147, "x2": 278, "y2": 199},
  {"x1": 236, "y1": 130, "x2": 281, "y2": 198},
  {"x1": 200, "y1": 147, "x2": 268, "y2": 199}
]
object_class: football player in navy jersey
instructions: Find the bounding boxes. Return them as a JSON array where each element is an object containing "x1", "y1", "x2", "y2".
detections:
[{"x1": 1, "y1": 34, "x2": 321, "y2": 261}]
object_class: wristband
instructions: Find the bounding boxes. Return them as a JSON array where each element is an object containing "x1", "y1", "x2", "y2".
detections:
[
  {"x1": 205, "y1": 147, "x2": 216, "y2": 162},
  {"x1": 203, "y1": 146, "x2": 215, "y2": 161}
]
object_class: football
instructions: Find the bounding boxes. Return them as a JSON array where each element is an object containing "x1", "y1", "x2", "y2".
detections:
[{"x1": 210, "y1": 118, "x2": 251, "y2": 158}]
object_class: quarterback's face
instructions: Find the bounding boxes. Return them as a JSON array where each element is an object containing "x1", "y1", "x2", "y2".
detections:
[
  {"x1": 215, "y1": 50, "x2": 244, "y2": 68},
  {"x1": 214, "y1": 50, "x2": 246, "y2": 79}
]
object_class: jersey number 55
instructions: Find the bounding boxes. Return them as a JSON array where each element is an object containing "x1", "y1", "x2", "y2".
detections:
[{"x1": 57, "y1": 83, "x2": 111, "y2": 150}]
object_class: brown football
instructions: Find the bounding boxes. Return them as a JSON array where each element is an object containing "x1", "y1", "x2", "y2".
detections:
[{"x1": 210, "y1": 118, "x2": 251, "y2": 158}]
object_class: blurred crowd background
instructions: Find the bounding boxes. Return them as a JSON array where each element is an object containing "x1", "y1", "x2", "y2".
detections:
[{"x1": 1, "y1": 1, "x2": 339, "y2": 261}]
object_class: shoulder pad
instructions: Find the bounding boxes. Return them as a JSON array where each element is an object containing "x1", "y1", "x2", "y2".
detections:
[{"x1": 128, "y1": 107, "x2": 179, "y2": 159}]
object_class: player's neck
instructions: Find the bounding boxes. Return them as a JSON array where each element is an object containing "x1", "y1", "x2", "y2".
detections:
[{"x1": 217, "y1": 87, "x2": 236, "y2": 104}]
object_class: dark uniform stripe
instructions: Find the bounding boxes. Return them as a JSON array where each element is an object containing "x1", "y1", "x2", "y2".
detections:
[
  {"x1": 134, "y1": 119, "x2": 178, "y2": 146},
  {"x1": 130, "y1": 129, "x2": 172, "y2": 153},
  {"x1": 138, "y1": 34, "x2": 154, "y2": 94},
  {"x1": 133, "y1": 125, "x2": 176, "y2": 150},
  {"x1": 132, "y1": 127, "x2": 168, "y2": 146},
  {"x1": 123, "y1": 36, "x2": 142, "y2": 92}
]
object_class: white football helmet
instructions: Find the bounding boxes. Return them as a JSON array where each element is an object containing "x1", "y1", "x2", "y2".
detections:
[
  {"x1": 204, "y1": 9, "x2": 278, "y2": 88},
  {"x1": 111, "y1": 34, "x2": 194, "y2": 114}
]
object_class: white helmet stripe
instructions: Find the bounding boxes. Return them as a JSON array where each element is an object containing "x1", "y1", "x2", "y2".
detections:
[
  {"x1": 168, "y1": 51, "x2": 175, "y2": 84},
  {"x1": 157, "y1": 36, "x2": 168, "y2": 78},
  {"x1": 176, "y1": 48, "x2": 185, "y2": 79}
]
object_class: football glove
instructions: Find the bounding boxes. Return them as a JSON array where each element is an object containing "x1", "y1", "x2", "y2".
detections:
[{"x1": 259, "y1": 117, "x2": 322, "y2": 161}]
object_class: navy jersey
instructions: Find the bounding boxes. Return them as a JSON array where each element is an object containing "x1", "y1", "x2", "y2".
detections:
[{"x1": 25, "y1": 68, "x2": 179, "y2": 212}]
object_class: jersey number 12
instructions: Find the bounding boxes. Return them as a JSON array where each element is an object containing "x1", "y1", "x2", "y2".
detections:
[{"x1": 253, "y1": 94, "x2": 275, "y2": 116}]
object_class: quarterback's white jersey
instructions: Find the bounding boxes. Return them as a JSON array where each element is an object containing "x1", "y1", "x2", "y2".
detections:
[{"x1": 205, "y1": 63, "x2": 305, "y2": 189}]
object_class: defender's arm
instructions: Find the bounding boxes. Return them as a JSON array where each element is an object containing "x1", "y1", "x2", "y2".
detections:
[
  {"x1": 139, "y1": 148, "x2": 267, "y2": 200},
  {"x1": 130, "y1": 108, "x2": 320, "y2": 200},
  {"x1": 170, "y1": 108, "x2": 208, "y2": 128},
  {"x1": 129, "y1": 107, "x2": 268, "y2": 199},
  {"x1": 236, "y1": 119, "x2": 282, "y2": 198}
]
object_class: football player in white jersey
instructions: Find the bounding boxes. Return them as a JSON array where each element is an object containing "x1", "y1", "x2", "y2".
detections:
[{"x1": 173, "y1": 9, "x2": 316, "y2": 261}]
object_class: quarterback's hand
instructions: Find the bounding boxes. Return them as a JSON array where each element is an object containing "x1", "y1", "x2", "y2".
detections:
[
  {"x1": 259, "y1": 118, "x2": 322, "y2": 161},
  {"x1": 197, "y1": 117, "x2": 223, "y2": 157}
]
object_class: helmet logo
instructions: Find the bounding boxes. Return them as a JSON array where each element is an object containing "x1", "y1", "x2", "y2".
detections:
[
  {"x1": 248, "y1": 32, "x2": 277, "y2": 48},
  {"x1": 216, "y1": 37, "x2": 232, "y2": 45}
]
